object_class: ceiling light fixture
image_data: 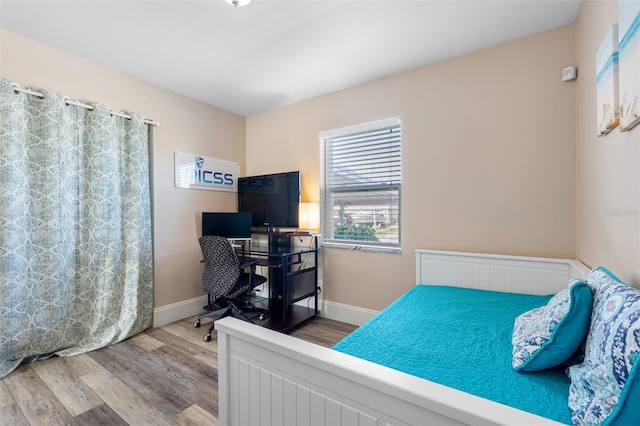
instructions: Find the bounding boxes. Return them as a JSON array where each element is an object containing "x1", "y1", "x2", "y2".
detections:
[{"x1": 225, "y1": 0, "x2": 252, "y2": 7}]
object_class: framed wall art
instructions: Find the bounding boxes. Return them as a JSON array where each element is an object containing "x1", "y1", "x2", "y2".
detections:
[
  {"x1": 596, "y1": 23, "x2": 620, "y2": 136},
  {"x1": 618, "y1": 0, "x2": 640, "y2": 131}
]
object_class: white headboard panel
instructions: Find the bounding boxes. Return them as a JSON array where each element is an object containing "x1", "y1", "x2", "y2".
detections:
[{"x1": 416, "y1": 250, "x2": 591, "y2": 295}]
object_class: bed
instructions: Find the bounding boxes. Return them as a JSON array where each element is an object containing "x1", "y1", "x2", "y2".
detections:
[{"x1": 214, "y1": 249, "x2": 592, "y2": 426}]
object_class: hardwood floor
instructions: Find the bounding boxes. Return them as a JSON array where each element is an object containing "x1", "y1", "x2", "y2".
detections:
[{"x1": 0, "y1": 316, "x2": 357, "y2": 426}]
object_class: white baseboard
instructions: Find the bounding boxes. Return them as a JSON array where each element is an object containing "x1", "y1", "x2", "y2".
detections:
[
  {"x1": 154, "y1": 295, "x2": 376, "y2": 328},
  {"x1": 318, "y1": 299, "x2": 378, "y2": 326},
  {"x1": 153, "y1": 295, "x2": 207, "y2": 328}
]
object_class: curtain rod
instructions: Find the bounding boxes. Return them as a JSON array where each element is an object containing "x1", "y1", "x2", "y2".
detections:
[{"x1": 11, "y1": 84, "x2": 160, "y2": 127}]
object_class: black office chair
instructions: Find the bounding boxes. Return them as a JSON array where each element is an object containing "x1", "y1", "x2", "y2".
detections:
[{"x1": 193, "y1": 235, "x2": 269, "y2": 342}]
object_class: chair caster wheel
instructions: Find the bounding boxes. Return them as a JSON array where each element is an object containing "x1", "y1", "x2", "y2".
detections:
[
  {"x1": 204, "y1": 334, "x2": 212, "y2": 342},
  {"x1": 259, "y1": 313, "x2": 266, "y2": 321},
  {"x1": 193, "y1": 320, "x2": 201, "y2": 328}
]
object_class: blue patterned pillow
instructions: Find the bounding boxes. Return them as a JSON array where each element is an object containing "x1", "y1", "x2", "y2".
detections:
[
  {"x1": 568, "y1": 267, "x2": 640, "y2": 426},
  {"x1": 512, "y1": 279, "x2": 593, "y2": 371}
]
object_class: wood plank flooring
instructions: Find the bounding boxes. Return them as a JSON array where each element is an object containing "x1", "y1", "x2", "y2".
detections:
[{"x1": 1, "y1": 316, "x2": 357, "y2": 426}]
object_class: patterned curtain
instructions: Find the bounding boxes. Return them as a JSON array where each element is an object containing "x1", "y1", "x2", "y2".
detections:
[{"x1": 0, "y1": 78, "x2": 153, "y2": 378}]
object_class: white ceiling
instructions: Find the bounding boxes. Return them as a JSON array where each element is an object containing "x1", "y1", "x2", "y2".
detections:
[{"x1": 1, "y1": 0, "x2": 582, "y2": 117}]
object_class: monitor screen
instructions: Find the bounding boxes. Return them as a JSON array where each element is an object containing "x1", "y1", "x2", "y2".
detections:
[
  {"x1": 238, "y1": 171, "x2": 300, "y2": 228},
  {"x1": 202, "y1": 212, "x2": 252, "y2": 240}
]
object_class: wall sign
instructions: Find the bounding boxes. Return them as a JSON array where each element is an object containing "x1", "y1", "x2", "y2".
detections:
[{"x1": 174, "y1": 151, "x2": 240, "y2": 192}]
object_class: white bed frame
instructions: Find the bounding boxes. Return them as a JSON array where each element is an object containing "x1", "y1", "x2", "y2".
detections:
[{"x1": 215, "y1": 249, "x2": 591, "y2": 426}]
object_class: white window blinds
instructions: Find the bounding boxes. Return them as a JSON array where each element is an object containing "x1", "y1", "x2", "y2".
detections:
[{"x1": 320, "y1": 118, "x2": 401, "y2": 252}]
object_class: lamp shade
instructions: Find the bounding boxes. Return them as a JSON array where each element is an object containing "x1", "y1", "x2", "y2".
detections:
[{"x1": 299, "y1": 203, "x2": 319, "y2": 231}]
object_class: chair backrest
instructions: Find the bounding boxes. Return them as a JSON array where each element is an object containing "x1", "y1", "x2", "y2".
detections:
[{"x1": 199, "y1": 235, "x2": 241, "y2": 296}]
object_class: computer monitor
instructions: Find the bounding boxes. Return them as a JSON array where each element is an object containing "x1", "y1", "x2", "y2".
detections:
[
  {"x1": 202, "y1": 212, "x2": 252, "y2": 240},
  {"x1": 238, "y1": 171, "x2": 300, "y2": 228}
]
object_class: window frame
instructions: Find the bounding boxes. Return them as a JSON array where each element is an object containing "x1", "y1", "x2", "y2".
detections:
[{"x1": 319, "y1": 117, "x2": 402, "y2": 254}]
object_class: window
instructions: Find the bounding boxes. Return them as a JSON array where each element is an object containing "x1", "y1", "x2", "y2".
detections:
[{"x1": 320, "y1": 118, "x2": 401, "y2": 253}]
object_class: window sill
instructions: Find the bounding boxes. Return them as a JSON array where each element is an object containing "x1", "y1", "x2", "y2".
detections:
[{"x1": 321, "y1": 241, "x2": 401, "y2": 254}]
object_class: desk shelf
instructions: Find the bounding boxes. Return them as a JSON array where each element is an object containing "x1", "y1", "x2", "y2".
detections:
[{"x1": 239, "y1": 232, "x2": 318, "y2": 332}]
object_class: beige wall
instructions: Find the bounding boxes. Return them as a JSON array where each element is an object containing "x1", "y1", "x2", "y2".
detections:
[
  {"x1": 247, "y1": 26, "x2": 577, "y2": 310},
  {"x1": 1, "y1": 30, "x2": 246, "y2": 309},
  {"x1": 575, "y1": 1, "x2": 640, "y2": 286},
  {"x1": 5, "y1": 1, "x2": 637, "y2": 318}
]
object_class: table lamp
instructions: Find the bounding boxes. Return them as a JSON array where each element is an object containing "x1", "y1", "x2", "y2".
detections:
[{"x1": 298, "y1": 202, "x2": 319, "y2": 233}]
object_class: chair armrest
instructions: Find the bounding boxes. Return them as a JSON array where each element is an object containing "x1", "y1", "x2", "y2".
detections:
[{"x1": 239, "y1": 257, "x2": 261, "y2": 269}]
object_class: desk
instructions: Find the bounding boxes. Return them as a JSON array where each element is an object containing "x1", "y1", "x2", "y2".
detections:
[{"x1": 237, "y1": 232, "x2": 318, "y2": 331}]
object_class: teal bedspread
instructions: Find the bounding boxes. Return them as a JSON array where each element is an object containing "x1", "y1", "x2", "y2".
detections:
[{"x1": 333, "y1": 285, "x2": 572, "y2": 424}]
